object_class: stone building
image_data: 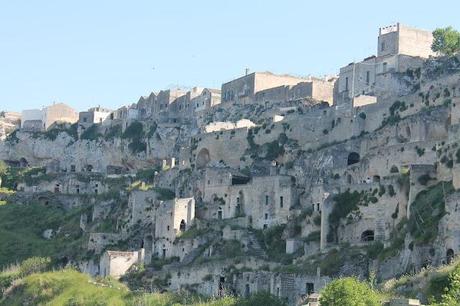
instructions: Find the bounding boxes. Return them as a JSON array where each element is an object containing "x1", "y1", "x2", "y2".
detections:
[
  {"x1": 221, "y1": 72, "x2": 309, "y2": 104},
  {"x1": 21, "y1": 103, "x2": 78, "y2": 131},
  {"x1": 79, "y1": 106, "x2": 112, "y2": 126},
  {"x1": 99, "y1": 250, "x2": 143, "y2": 278},
  {"x1": 201, "y1": 167, "x2": 295, "y2": 229},
  {"x1": 337, "y1": 23, "x2": 434, "y2": 105},
  {"x1": 43, "y1": 103, "x2": 78, "y2": 129},
  {"x1": 192, "y1": 88, "x2": 222, "y2": 113},
  {"x1": 255, "y1": 77, "x2": 336, "y2": 105},
  {"x1": 152, "y1": 197, "x2": 195, "y2": 259}
]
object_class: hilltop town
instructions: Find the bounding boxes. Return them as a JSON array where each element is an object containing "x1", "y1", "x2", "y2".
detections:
[{"x1": 1, "y1": 23, "x2": 460, "y2": 305}]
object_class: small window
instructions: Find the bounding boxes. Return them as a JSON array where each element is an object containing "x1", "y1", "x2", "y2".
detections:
[
  {"x1": 366, "y1": 71, "x2": 370, "y2": 85},
  {"x1": 167, "y1": 225, "x2": 170, "y2": 231},
  {"x1": 265, "y1": 213, "x2": 268, "y2": 220},
  {"x1": 345, "y1": 77, "x2": 349, "y2": 91},
  {"x1": 265, "y1": 195, "x2": 269, "y2": 205},
  {"x1": 381, "y1": 41, "x2": 385, "y2": 51},
  {"x1": 280, "y1": 196, "x2": 284, "y2": 208},
  {"x1": 317, "y1": 203, "x2": 320, "y2": 211}
]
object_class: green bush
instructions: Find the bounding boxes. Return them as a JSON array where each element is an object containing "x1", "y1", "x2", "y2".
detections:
[
  {"x1": 19, "y1": 257, "x2": 51, "y2": 277},
  {"x1": 432, "y1": 27, "x2": 460, "y2": 56},
  {"x1": 80, "y1": 124, "x2": 102, "y2": 141},
  {"x1": 320, "y1": 277, "x2": 381, "y2": 306},
  {"x1": 123, "y1": 121, "x2": 144, "y2": 139},
  {"x1": 236, "y1": 292, "x2": 287, "y2": 306}
]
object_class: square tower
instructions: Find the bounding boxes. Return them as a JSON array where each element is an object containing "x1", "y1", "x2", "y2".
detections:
[{"x1": 378, "y1": 23, "x2": 434, "y2": 58}]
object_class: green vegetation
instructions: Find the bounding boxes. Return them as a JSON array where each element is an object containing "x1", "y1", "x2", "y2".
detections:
[
  {"x1": 81, "y1": 124, "x2": 103, "y2": 141},
  {"x1": 104, "y1": 124, "x2": 122, "y2": 140},
  {"x1": 43, "y1": 123, "x2": 78, "y2": 141},
  {"x1": 123, "y1": 121, "x2": 146, "y2": 153},
  {"x1": 320, "y1": 277, "x2": 382, "y2": 306},
  {"x1": 328, "y1": 190, "x2": 362, "y2": 243},
  {"x1": 379, "y1": 218, "x2": 407, "y2": 260},
  {"x1": 432, "y1": 27, "x2": 460, "y2": 56},
  {"x1": 1, "y1": 267, "x2": 287, "y2": 305},
  {"x1": 408, "y1": 181, "x2": 454, "y2": 245},
  {"x1": 154, "y1": 188, "x2": 176, "y2": 200},
  {"x1": 122, "y1": 121, "x2": 144, "y2": 139},
  {"x1": 0, "y1": 200, "x2": 86, "y2": 268},
  {"x1": 254, "y1": 225, "x2": 286, "y2": 262},
  {"x1": 381, "y1": 101, "x2": 407, "y2": 127}
]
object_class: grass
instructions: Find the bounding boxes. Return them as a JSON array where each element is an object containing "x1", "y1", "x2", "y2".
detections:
[
  {"x1": 0, "y1": 201, "x2": 86, "y2": 268},
  {"x1": 1, "y1": 269, "x2": 287, "y2": 306}
]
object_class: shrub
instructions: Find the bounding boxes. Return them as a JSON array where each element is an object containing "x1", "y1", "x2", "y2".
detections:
[
  {"x1": 80, "y1": 124, "x2": 102, "y2": 141},
  {"x1": 19, "y1": 257, "x2": 51, "y2": 277},
  {"x1": 367, "y1": 242, "x2": 384, "y2": 260},
  {"x1": 123, "y1": 121, "x2": 144, "y2": 139},
  {"x1": 431, "y1": 26, "x2": 460, "y2": 56},
  {"x1": 236, "y1": 292, "x2": 287, "y2": 306},
  {"x1": 320, "y1": 277, "x2": 381, "y2": 306},
  {"x1": 416, "y1": 146, "x2": 425, "y2": 157}
]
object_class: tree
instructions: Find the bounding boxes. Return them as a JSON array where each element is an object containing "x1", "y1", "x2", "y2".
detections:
[
  {"x1": 320, "y1": 277, "x2": 381, "y2": 306},
  {"x1": 438, "y1": 264, "x2": 460, "y2": 305},
  {"x1": 432, "y1": 27, "x2": 460, "y2": 56}
]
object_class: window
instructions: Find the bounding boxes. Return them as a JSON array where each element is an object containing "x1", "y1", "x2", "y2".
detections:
[
  {"x1": 366, "y1": 71, "x2": 370, "y2": 85},
  {"x1": 345, "y1": 77, "x2": 349, "y2": 91},
  {"x1": 317, "y1": 203, "x2": 320, "y2": 211},
  {"x1": 381, "y1": 41, "x2": 385, "y2": 51},
  {"x1": 265, "y1": 213, "x2": 268, "y2": 220},
  {"x1": 383, "y1": 62, "x2": 388, "y2": 73},
  {"x1": 265, "y1": 195, "x2": 269, "y2": 205},
  {"x1": 280, "y1": 196, "x2": 284, "y2": 208},
  {"x1": 306, "y1": 283, "x2": 314, "y2": 294},
  {"x1": 167, "y1": 225, "x2": 170, "y2": 231}
]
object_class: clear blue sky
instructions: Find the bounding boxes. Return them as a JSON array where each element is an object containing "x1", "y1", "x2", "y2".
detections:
[{"x1": 1, "y1": 0, "x2": 459, "y2": 112}]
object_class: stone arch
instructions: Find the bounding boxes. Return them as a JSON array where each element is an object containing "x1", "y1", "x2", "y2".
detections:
[
  {"x1": 447, "y1": 248, "x2": 455, "y2": 264},
  {"x1": 180, "y1": 219, "x2": 186, "y2": 232},
  {"x1": 361, "y1": 230, "x2": 375, "y2": 242},
  {"x1": 347, "y1": 152, "x2": 360, "y2": 166},
  {"x1": 196, "y1": 148, "x2": 210, "y2": 169},
  {"x1": 19, "y1": 157, "x2": 29, "y2": 168}
]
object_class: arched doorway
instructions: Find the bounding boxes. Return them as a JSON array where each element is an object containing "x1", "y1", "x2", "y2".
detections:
[
  {"x1": 179, "y1": 219, "x2": 186, "y2": 232},
  {"x1": 447, "y1": 249, "x2": 455, "y2": 264},
  {"x1": 196, "y1": 148, "x2": 211, "y2": 169},
  {"x1": 347, "y1": 152, "x2": 360, "y2": 166}
]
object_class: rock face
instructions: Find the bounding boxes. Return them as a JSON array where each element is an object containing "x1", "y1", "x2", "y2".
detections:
[{"x1": 2, "y1": 55, "x2": 460, "y2": 305}]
